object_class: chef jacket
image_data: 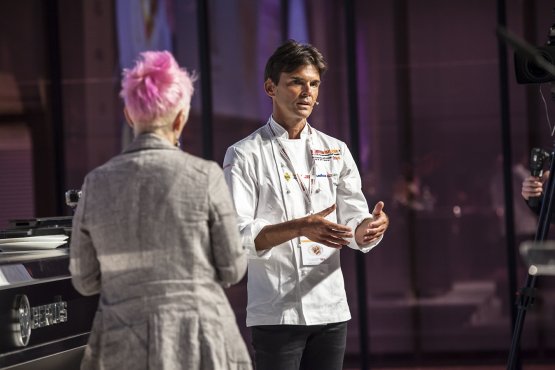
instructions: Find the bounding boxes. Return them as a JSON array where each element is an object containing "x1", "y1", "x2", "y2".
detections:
[{"x1": 223, "y1": 116, "x2": 382, "y2": 327}]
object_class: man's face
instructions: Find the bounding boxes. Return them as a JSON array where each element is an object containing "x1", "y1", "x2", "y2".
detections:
[{"x1": 266, "y1": 64, "x2": 321, "y2": 124}]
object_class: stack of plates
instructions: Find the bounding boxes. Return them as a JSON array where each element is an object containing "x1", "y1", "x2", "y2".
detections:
[{"x1": 0, "y1": 235, "x2": 69, "y2": 251}]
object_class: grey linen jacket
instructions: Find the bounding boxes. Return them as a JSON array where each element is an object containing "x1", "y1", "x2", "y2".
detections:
[{"x1": 69, "y1": 133, "x2": 252, "y2": 370}]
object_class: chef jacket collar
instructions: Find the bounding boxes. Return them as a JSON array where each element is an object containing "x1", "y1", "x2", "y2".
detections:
[{"x1": 269, "y1": 116, "x2": 311, "y2": 140}]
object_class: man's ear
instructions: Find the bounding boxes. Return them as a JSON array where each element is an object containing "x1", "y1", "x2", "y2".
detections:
[
  {"x1": 264, "y1": 78, "x2": 276, "y2": 98},
  {"x1": 123, "y1": 108, "x2": 134, "y2": 129}
]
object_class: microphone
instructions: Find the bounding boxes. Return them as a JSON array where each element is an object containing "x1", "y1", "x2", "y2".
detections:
[{"x1": 315, "y1": 101, "x2": 319, "y2": 106}]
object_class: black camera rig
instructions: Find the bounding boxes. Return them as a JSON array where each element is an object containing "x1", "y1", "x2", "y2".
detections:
[
  {"x1": 528, "y1": 147, "x2": 552, "y2": 208},
  {"x1": 514, "y1": 9, "x2": 555, "y2": 84}
]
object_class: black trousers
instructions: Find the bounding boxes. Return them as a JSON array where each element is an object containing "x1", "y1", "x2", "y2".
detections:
[{"x1": 251, "y1": 322, "x2": 348, "y2": 370}]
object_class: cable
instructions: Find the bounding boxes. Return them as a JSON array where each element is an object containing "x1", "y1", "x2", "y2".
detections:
[{"x1": 539, "y1": 84, "x2": 555, "y2": 136}]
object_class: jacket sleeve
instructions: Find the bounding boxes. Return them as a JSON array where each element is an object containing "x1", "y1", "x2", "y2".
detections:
[
  {"x1": 223, "y1": 146, "x2": 273, "y2": 260},
  {"x1": 336, "y1": 143, "x2": 383, "y2": 253},
  {"x1": 69, "y1": 178, "x2": 101, "y2": 295},
  {"x1": 208, "y1": 162, "x2": 248, "y2": 286}
]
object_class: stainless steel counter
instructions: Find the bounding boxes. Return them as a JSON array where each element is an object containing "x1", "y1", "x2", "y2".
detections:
[{"x1": 0, "y1": 248, "x2": 98, "y2": 369}]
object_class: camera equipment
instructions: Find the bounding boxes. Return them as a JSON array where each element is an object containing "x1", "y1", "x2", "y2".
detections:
[
  {"x1": 497, "y1": 26, "x2": 555, "y2": 86},
  {"x1": 498, "y1": 15, "x2": 555, "y2": 370},
  {"x1": 514, "y1": 45, "x2": 555, "y2": 84},
  {"x1": 507, "y1": 145, "x2": 555, "y2": 370},
  {"x1": 530, "y1": 148, "x2": 550, "y2": 177},
  {"x1": 64, "y1": 189, "x2": 81, "y2": 213},
  {"x1": 514, "y1": 12, "x2": 555, "y2": 84},
  {"x1": 528, "y1": 148, "x2": 551, "y2": 208}
]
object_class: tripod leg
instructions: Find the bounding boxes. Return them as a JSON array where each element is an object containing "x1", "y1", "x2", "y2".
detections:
[{"x1": 507, "y1": 145, "x2": 555, "y2": 369}]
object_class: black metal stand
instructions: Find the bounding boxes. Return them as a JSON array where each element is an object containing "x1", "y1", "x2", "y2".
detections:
[{"x1": 507, "y1": 142, "x2": 555, "y2": 369}]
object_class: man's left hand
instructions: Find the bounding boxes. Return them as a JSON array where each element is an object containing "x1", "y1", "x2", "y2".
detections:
[{"x1": 355, "y1": 201, "x2": 389, "y2": 246}]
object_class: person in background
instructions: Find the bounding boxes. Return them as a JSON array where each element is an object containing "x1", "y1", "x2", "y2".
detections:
[
  {"x1": 69, "y1": 50, "x2": 252, "y2": 370},
  {"x1": 223, "y1": 40, "x2": 389, "y2": 370},
  {"x1": 490, "y1": 155, "x2": 538, "y2": 240}
]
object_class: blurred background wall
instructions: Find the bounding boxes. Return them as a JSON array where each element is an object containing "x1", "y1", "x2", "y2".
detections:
[{"x1": 1, "y1": 0, "x2": 555, "y2": 368}]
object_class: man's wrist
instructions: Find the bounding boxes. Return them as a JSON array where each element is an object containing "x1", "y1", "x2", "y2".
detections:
[{"x1": 293, "y1": 217, "x2": 304, "y2": 238}]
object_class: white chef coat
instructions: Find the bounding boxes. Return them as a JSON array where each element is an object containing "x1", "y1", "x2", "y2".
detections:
[{"x1": 223, "y1": 116, "x2": 382, "y2": 327}]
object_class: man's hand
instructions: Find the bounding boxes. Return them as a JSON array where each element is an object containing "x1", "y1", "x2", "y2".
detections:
[
  {"x1": 300, "y1": 205, "x2": 353, "y2": 249},
  {"x1": 355, "y1": 201, "x2": 389, "y2": 246},
  {"x1": 521, "y1": 171, "x2": 549, "y2": 200}
]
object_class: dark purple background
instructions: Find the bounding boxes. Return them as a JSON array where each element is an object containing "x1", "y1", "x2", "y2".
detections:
[{"x1": 1, "y1": 0, "x2": 554, "y2": 366}]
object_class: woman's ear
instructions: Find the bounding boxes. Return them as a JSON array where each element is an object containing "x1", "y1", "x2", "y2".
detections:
[
  {"x1": 123, "y1": 107, "x2": 134, "y2": 129},
  {"x1": 172, "y1": 109, "x2": 187, "y2": 133}
]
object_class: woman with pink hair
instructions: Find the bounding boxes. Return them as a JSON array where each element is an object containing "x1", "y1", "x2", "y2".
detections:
[{"x1": 69, "y1": 50, "x2": 252, "y2": 370}]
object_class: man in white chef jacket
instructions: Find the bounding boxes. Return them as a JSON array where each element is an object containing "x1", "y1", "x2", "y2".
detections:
[{"x1": 223, "y1": 39, "x2": 390, "y2": 370}]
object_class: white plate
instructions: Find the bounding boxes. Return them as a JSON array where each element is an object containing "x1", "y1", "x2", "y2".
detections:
[
  {"x1": 0, "y1": 235, "x2": 68, "y2": 244},
  {"x1": 0, "y1": 241, "x2": 68, "y2": 250}
]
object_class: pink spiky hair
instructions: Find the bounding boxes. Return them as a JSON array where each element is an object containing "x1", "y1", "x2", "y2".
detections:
[{"x1": 120, "y1": 50, "x2": 195, "y2": 125}]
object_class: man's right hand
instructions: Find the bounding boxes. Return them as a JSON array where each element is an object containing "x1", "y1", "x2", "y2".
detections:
[
  {"x1": 522, "y1": 171, "x2": 549, "y2": 200},
  {"x1": 299, "y1": 205, "x2": 353, "y2": 249},
  {"x1": 254, "y1": 204, "x2": 353, "y2": 251}
]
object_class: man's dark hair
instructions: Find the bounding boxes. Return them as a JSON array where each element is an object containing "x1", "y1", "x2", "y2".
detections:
[{"x1": 264, "y1": 40, "x2": 328, "y2": 84}]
